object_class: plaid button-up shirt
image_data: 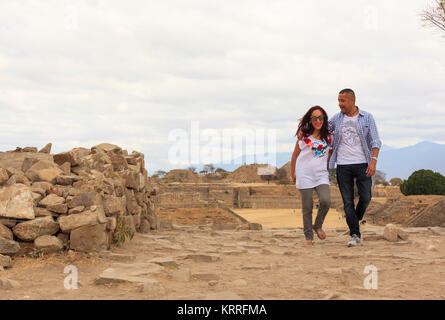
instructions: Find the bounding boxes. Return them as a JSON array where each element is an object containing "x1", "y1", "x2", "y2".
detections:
[{"x1": 328, "y1": 107, "x2": 382, "y2": 169}]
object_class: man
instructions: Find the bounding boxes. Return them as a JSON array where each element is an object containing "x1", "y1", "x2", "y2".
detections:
[{"x1": 329, "y1": 89, "x2": 382, "y2": 247}]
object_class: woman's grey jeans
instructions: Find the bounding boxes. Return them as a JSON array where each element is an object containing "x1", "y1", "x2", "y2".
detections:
[{"x1": 298, "y1": 184, "x2": 331, "y2": 240}]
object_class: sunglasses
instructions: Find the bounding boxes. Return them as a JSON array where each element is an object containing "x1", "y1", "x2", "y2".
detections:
[{"x1": 310, "y1": 116, "x2": 324, "y2": 122}]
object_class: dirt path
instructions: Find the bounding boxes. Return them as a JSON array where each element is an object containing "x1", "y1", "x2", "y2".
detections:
[{"x1": 1, "y1": 225, "x2": 445, "y2": 300}]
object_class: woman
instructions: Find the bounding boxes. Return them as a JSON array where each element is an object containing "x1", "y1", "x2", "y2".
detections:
[{"x1": 291, "y1": 106, "x2": 333, "y2": 245}]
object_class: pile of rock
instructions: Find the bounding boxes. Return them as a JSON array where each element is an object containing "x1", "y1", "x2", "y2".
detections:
[
  {"x1": 383, "y1": 224, "x2": 409, "y2": 242},
  {"x1": 0, "y1": 143, "x2": 159, "y2": 268}
]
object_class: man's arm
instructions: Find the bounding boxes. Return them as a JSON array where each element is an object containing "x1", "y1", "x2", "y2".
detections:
[
  {"x1": 328, "y1": 117, "x2": 335, "y2": 133},
  {"x1": 366, "y1": 114, "x2": 381, "y2": 177},
  {"x1": 366, "y1": 148, "x2": 379, "y2": 177}
]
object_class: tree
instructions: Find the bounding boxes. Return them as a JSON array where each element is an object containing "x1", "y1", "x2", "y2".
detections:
[
  {"x1": 215, "y1": 168, "x2": 227, "y2": 173},
  {"x1": 154, "y1": 170, "x2": 167, "y2": 178},
  {"x1": 203, "y1": 164, "x2": 215, "y2": 174},
  {"x1": 187, "y1": 166, "x2": 197, "y2": 173},
  {"x1": 400, "y1": 169, "x2": 445, "y2": 196},
  {"x1": 373, "y1": 170, "x2": 387, "y2": 186},
  {"x1": 421, "y1": 0, "x2": 445, "y2": 35},
  {"x1": 390, "y1": 177, "x2": 403, "y2": 186}
]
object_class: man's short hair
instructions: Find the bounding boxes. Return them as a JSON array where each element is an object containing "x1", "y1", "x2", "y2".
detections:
[{"x1": 339, "y1": 88, "x2": 355, "y2": 100}]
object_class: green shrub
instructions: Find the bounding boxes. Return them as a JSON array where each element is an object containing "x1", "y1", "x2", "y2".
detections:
[
  {"x1": 400, "y1": 169, "x2": 445, "y2": 196},
  {"x1": 113, "y1": 216, "x2": 135, "y2": 244}
]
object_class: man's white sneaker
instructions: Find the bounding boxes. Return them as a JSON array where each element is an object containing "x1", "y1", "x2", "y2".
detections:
[{"x1": 347, "y1": 234, "x2": 361, "y2": 247}]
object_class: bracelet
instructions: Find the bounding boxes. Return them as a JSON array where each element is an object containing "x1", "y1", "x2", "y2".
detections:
[{"x1": 372, "y1": 157, "x2": 378, "y2": 161}]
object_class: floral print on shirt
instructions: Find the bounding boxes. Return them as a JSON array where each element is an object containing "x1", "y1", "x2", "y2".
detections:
[{"x1": 304, "y1": 136, "x2": 331, "y2": 158}]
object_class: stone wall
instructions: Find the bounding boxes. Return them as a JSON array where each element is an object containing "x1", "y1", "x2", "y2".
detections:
[
  {"x1": 156, "y1": 183, "x2": 355, "y2": 210},
  {"x1": 0, "y1": 143, "x2": 159, "y2": 268}
]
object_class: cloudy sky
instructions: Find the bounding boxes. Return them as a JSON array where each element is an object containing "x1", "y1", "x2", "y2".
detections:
[{"x1": 1, "y1": 0, "x2": 444, "y2": 173}]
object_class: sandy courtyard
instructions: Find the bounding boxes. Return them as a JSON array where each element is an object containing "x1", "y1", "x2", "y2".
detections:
[{"x1": 233, "y1": 208, "x2": 351, "y2": 228}]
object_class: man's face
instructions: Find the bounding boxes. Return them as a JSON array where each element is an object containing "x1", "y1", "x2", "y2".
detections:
[{"x1": 338, "y1": 93, "x2": 355, "y2": 114}]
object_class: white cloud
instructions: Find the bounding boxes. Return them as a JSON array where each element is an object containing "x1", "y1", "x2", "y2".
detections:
[{"x1": 0, "y1": 0, "x2": 444, "y2": 173}]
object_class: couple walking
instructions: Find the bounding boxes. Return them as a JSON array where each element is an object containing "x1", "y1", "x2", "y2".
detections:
[{"x1": 290, "y1": 89, "x2": 382, "y2": 247}]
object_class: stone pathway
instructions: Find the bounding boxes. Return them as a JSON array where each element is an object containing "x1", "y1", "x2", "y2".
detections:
[{"x1": 1, "y1": 224, "x2": 445, "y2": 299}]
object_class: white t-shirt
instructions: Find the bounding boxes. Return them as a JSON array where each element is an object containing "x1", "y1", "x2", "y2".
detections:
[
  {"x1": 295, "y1": 135, "x2": 331, "y2": 189},
  {"x1": 337, "y1": 115, "x2": 367, "y2": 165}
]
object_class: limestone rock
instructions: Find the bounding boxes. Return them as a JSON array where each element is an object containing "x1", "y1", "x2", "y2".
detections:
[
  {"x1": 124, "y1": 189, "x2": 141, "y2": 215},
  {"x1": 398, "y1": 228, "x2": 409, "y2": 241},
  {"x1": 138, "y1": 218, "x2": 151, "y2": 233},
  {"x1": 47, "y1": 203, "x2": 68, "y2": 214},
  {"x1": 186, "y1": 254, "x2": 220, "y2": 263},
  {"x1": 149, "y1": 257, "x2": 178, "y2": 267},
  {"x1": 38, "y1": 143, "x2": 52, "y2": 154},
  {"x1": 23, "y1": 147, "x2": 37, "y2": 153},
  {"x1": 34, "y1": 207, "x2": 53, "y2": 217},
  {"x1": 68, "y1": 206, "x2": 85, "y2": 214},
  {"x1": 5, "y1": 175, "x2": 16, "y2": 187},
  {"x1": 0, "y1": 224, "x2": 13, "y2": 240},
  {"x1": 92, "y1": 143, "x2": 122, "y2": 154},
  {"x1": 35, "y1": 167, "x2": 62, "y2": 184},
  {"x1": 24, "y1": 160, "x2": 55, "y2": 181},
  {"x1": 106, "y1": 217, "x2": 116, "y2": 232},
  {"x1": 108, "y1": 153, "x2": 128, "y2": 171},
  {"x1": 32, "y1": 181, "x2": 52, "y2": 193},
  {"x1": 0, "y1": 184, "x2": 35, "y2": 220},
  {"x1": 99, "y1": 251, "x2": 136, "y2": 262},
  {"x1": 34, "y1": 235, "x2": 63, "y2": 253},
  {"x1": 53, "y1": 148, "x2": 90, "y2": 166},
  {"x1": 212, "y1": 223, "x2": 239, "y2": 231},
  {"x1": 103, "y1": 195, "x2": 126, "y2": 216},
  {"x1": 383, "y1": 224, "x2": 399, "y2": 242},
  {"x1": 67, "y1": 192, "x2": 102, "y2": 209},
  {"x1": 0, "y1": 218, "x2": 17, "y2": 228},
  {"x1": 59, "y1": 162, "x2": 71, "y2": 175},
  {"x1": 58, "y1": 211, "x2": 99, "y2": 233},
  {"x1": 248, "y1": 222, "x2": 262, "y2": 230},
  {"x1": 0, "y1": 237, "x2": 20, "y2": 255},
  {"x1": 70, "y1": 223, "x2": 110, "y2": 253},
  {"x1": 13, "y1": 217, "x2": 60, "y2": 241},
  {"x1": 0, "y1": 168, "x2": 9, "y2": 185},
  {"x1": 31, "y1": 185, "x2": 46, "y2": 196},
  {"x1": 171, "y1": 268, "x2": 191, "y2": 282},
  {"x1": 0, "y1": 254, "x2": 11, "y2": 268},
  {"x1": 21, "y1": 158, "x2": 39, "y2": 173},
  {"x1": 56, "y1": 175, "x2": 78, "y2": 186},
  {"x1": 192, "y1": 273, "x2": 220, "y2": 281},
  {"x1": 0, "y1": 278, "x2": 20, "y2": 290},
  {"x1": 39, "y1": 194, "x2": 65, "y2": 207}
]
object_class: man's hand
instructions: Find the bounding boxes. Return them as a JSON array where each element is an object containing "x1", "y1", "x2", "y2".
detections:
[
  {"x1": 292, "y1": 172, "x2": 296, "y2": 183},
  {"x1": 366, "y1": 160, "x2": 377, "y2": 177}
]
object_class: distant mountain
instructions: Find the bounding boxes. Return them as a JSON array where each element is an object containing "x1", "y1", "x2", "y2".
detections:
[
  {"x1": 378, "y1": 141, "x2": 445, "y2": 179},
  {"x1": 210, "y1": 141, "x2": 445, "y2": 180}
]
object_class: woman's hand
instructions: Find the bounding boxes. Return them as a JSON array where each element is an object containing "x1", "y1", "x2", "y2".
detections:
[{"x1": 292, "y1": 172, "x2": 296, "y2": 183}]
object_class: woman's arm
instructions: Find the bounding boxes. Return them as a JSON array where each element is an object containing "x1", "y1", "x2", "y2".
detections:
[
  {"x1": 327, "y1": 149, "x2": 333, "y2": 171},
  {"x1": 291, "y1": 140, "x2": 301, "y2": 183}
]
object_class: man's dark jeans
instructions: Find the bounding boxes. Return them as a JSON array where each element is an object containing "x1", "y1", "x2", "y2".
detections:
[{"x1": 336, "y1": 163, "x2": 372, "y2": 238}]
